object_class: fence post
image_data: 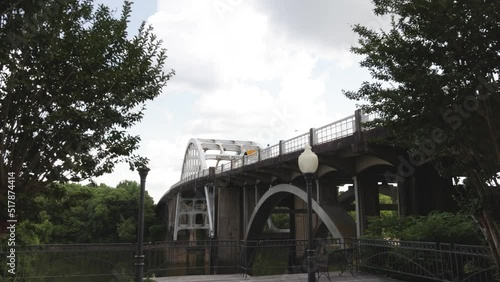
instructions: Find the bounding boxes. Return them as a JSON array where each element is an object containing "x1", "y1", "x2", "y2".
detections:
[
  {"x1": 309, "y1": 128, "x2": 317, "y2": 147},
  {"x1": 354, "y1": 238, "x2": 360, "y2": 272},
  {"x1": 240, "y1": 240, "x2": 247, "y2": 277},
  {"x1": 353, "y1": 110, "x2": 364, "y2": 151}
]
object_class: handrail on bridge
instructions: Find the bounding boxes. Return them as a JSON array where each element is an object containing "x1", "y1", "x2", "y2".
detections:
[{"x1": 170, "y1": 110, "x2": 379, "y2": 190}]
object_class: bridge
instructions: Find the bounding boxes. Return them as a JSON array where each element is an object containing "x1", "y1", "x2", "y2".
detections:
[{"x1": 157, "y1": 109, "x2": 456, "y2": 244}]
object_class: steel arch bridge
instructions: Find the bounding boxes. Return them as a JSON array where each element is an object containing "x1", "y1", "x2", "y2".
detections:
[
  {"x1": 173, "y1": 138, "x2": 260, "y2": 239},
  {"x1": 180, "y1": 138, "x2": 261, "y2": 180},
  {"x1": 158, "y1": 109, "x2": 457, "y2": 244}
]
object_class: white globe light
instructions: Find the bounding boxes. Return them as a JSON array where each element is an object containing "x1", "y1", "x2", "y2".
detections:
[{"x1": 298, "y1": 144, "x2": 318, "y2": 174}]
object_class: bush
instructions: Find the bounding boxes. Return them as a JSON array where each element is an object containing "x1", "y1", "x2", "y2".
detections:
[{"x1": 364, "y1": 211, "x2": 483, "y2": 244}]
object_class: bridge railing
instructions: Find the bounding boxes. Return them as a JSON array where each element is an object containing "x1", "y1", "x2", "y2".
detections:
[
  {"x1": 361, "y1": 111, "x2": 379, "y2": 130},
  {"x1": 172, "y1": 110, "x2": 379, "y2": 188},
  {"x1": 260, "y1": 143, "x2": 280, "y2": 161},
  {"x1": 355, "y1": 238, "x2": 495, "y2": 282},
  {"x1": 243, "y1": 152, "x2": 259, "y2": 165},
  {"x1": 315, "y1": 114, "x2": 356, "y2": 145},
  {"x1": 282, "y1": 132, "x2": 310, "y2": 154}
]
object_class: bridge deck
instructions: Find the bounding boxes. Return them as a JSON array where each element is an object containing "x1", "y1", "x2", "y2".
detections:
[{"x1": 155, "y1": 272, "x2": 401, "y2": 281}]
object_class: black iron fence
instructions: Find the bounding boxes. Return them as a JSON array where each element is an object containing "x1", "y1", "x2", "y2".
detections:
[
  {"x1": 1, "y1": 243, "x2": 136, "y2": 281},
  {"x1": 0, "y1": 240, "x2": 240, "y2": 281},
  {"x1": 239, "y1": 238, "x2": 350, "y2": 277},
  {"x1": 1, "y1": 238, "x2": 497, "y2": 281},
  {"x1": 144, "y1": 240, "x2": 240, "y2": 277},
  {"x1": 355, "y1": 239, "x2": 497, "y2": 282}
]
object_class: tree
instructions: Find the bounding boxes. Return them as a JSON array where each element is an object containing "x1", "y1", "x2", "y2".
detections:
[
  {"x1": 0, "y1": 0, "x2": 173, "y2": 210},
  {"x1": 344, "y1": 0, "x2": 500, "y2": 270},
  {"x1": 2, "y1": 181, "x2": 162, "y2": 244},
  {"x1": 364, "y1": 211, "x2": 482, "y2": 245},
  {"x1": 33, "y1": 183, "x2": 94, "y2": 243}
]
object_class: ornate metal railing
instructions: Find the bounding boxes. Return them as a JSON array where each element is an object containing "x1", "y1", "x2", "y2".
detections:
[
  {"x1": 240, "y1": 238, "x2": 349, "y2": 277},
  {"x1": 355, "y1": 239, "x2": 496, "y2": 282},
  {"x1": 0, "y1": 241, "x2": 241, "y2": 281},
  {"x1": 1, "y1": 239, "x2": 495, "y2": 281},
  {"x1": 171, "y1": 110, "x2": 378, "y2": 189}
]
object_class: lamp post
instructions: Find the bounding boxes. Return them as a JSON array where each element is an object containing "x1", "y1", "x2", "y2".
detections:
[
  {"x1": 135, "y1": 166, "x2": 150, "y2": 282},
  {"x1": 298, "y1": 144, "x2": 318, "y2": 282}
]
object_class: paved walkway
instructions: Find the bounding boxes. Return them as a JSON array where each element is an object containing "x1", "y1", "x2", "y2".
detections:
[{"x1": 154, "y1": 272, "x2": 401, "y2": 281}]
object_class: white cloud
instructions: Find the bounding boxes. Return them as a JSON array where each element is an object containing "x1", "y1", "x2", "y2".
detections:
[
  {"x1": 253, "y1": 0, "x2": 391, "y2": 55},
  {"x1": 97, "y1": 0, "x2": 380, "y2": 202},
  {"x1": 140, "y1": 137, "x2": 188, "y2": 201}
]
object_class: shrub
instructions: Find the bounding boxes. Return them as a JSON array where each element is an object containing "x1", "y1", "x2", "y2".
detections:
[{"x1": 364, "y1": 211, "x2": 483, "y2": 244}]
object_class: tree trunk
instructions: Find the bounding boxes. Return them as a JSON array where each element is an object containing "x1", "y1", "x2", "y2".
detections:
[{"x1": 474, "y1": 211, "x2": 500, "y2": 275}]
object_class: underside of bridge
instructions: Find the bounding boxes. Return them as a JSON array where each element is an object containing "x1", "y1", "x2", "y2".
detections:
[
  {"x1": 154, "y1": 112, "x2": 460, "y2": 271},
  {"x1": 158, "y1": 132, "x2": 457, "y2": 243}
]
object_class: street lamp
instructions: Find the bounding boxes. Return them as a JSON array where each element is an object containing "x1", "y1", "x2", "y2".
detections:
[
  {"x1": 298, "y1": 144, "x2": 318, "y2": 282},
  {"x1": 136, "y1": 166, "x2": 150, "y2": 282}
]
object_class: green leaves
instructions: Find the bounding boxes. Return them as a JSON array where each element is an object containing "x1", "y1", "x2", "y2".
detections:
[
  {"x1": 348, "y1": 0, "x2": 500, "y2": 269},
  {"x1": 0, "y1": 0, "x2": 174, "y2": 197},
  {"x1": 364, "y1": 212, "x2": 482, "y2": 244},
  {"x1": 7, "y1": 181, "x2": 162, "y2": 244},
  {"x1": 345, "y1": 0, "x2": 500, "y2": 188}
]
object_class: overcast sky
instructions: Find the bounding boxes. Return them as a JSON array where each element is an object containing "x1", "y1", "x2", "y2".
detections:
[{"x1": 94, "y1": 0, "x2": 390, "y2": 202}]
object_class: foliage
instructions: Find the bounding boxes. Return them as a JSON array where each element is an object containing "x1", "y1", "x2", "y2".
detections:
[
  {"x1": 379, "y1": 193, "x2": 396, "y2": 217},
  {"x1": 271, "y1": 211, "x2": 290, "y2": 229},
  {"x1": 363, "y1": 212, "x2": 483, "y2": 245},
  {"x1": 263, "y1": 208, "x2": 290, "y2": 232},
  {"x1": 251, "y1": 247, "x2": 289, "y2": 276},
  {"x1": 17, "y1": 211, "x2": 54, "y2": 245},
  {"x1": 0, "y1": 0, "x2": 174, "y2": 217},
  {"x1": 344, "y1": 0, "x2": 500, "y2": 269},
  {"x1": 0, "y1": 181, "x2": 164, "y2": 245}
]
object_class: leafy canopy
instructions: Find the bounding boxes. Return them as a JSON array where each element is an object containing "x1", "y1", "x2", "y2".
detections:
[
  {"x1": 363, "y1": 212, "x2": 482, "y2": 245},
  {"x1": 0, "y1": 0, "x2": 174, "y2": 194},
  {"x1": 10, "y1": 181, "x2": 163, "y2": 245},
  {"x1": 345, "y1": 0, "x2": 500, "y2": 270},
  {"x1": 344, "y1": 0, "x2": 499, "y2": 204}
]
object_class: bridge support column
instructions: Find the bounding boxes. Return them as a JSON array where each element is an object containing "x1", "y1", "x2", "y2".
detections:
[
  {"x1": 294, "y1": 195, "x2": 307, "y2": 241},
  {"x1": 242, "y1": 185, "x2": 257, "y2": 236},
  {"x1": 165, "y1": 195, "x2": 177, "y2": 240},
  {"x1": 318, "y1": 180, "x2": 339, "y2": 204},
  {"x1": 216, "y1": 186, "x2": 241, "y2": 273},
  {"x1": 398, "y1": 165, "x2": 457, "y2": 216},
  {"x1": 173, "y1": 193, "x2": 181, "y2": 240},
  {"x1": 217, "y1": 186, "x2": 241, "y2": 241},
  {"x1": 353, "y1": 175, "x2": 380, "y2": 237},
  {"x1": 414, "y1": 165, "x2": 456, "y2": 214},
  {"x1": 294, "y1": 194, "x2": 320, "y2": 242},
  {"x1": 397, "y1": 174, "x2": 417, "y2": 216}
]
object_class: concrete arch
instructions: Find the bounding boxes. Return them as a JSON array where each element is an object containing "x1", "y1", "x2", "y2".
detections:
[
  {"x1": 245, "y1": 184, "x2": 356, "y2": 241},
  {"x1": 356, "y1": 155, "x2": 394, "y2": 174}
]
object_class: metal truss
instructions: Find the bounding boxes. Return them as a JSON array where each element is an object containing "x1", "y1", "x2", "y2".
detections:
[{"x1": 180, "y1": 138, "x2": 261, "y2": 180}]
